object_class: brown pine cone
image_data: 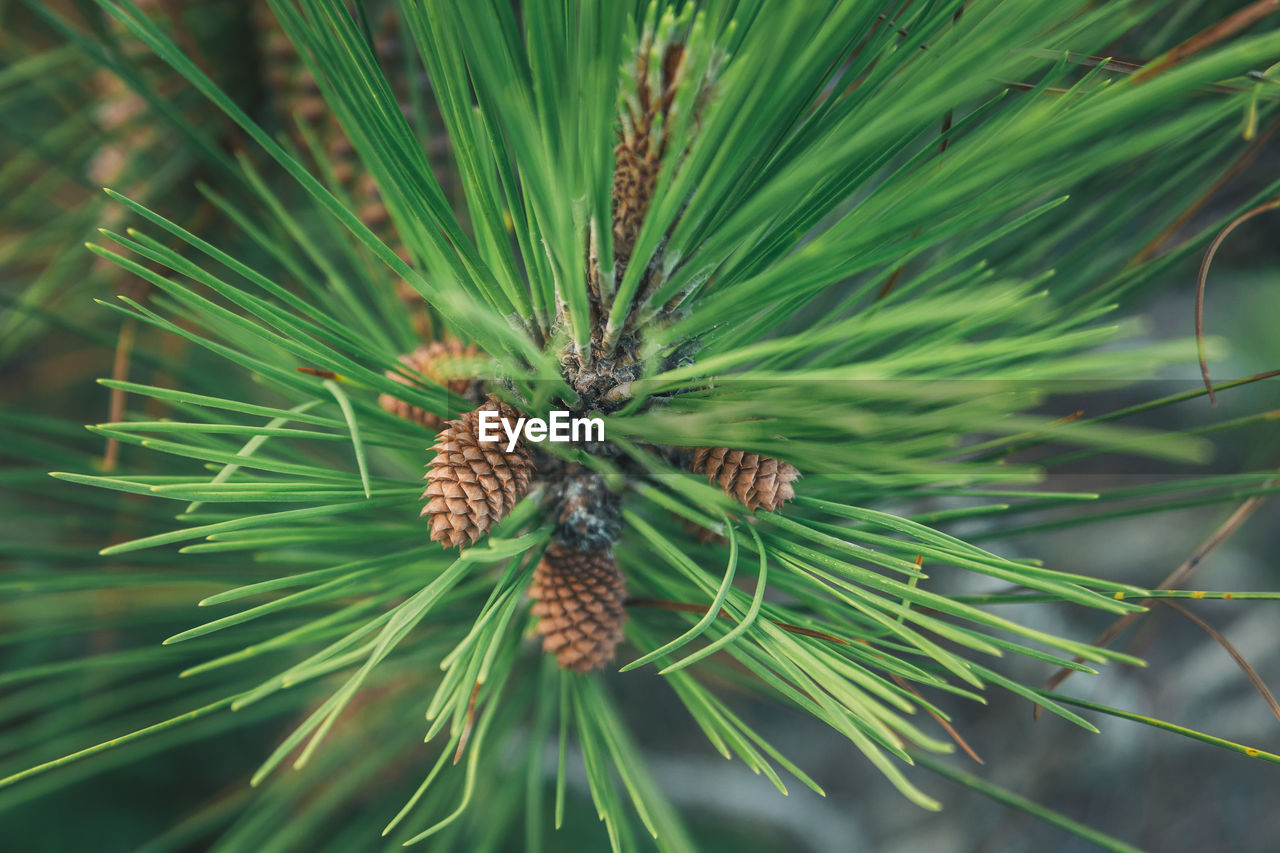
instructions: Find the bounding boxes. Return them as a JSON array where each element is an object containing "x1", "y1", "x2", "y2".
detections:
[
  {"x1": 422, "y1": 398, "x2": 534, "y2": 547},
  {"x1": 529, "y1": 543, "x2": 627, "y2": 673},
  {"x1": 379, "y1": 340, "x2": 479, "y2": 430},
  {"x1": 611, "y1": 139, "x2": 661, "y2": 268},
  {"x1": 687, "y1": 447, "x2": 799, "y2": 513}
]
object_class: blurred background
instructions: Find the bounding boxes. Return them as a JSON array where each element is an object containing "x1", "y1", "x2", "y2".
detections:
[{"x1": 2, "y1": 1, "x2": 1278, "y2": 850}]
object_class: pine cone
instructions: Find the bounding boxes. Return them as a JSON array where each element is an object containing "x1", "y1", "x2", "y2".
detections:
[
  {"x1": 422, "y1": 399, "x2": 533, "y2": 547},
  {"x1": 687, "y1": 447, "x2": 799, "y2": 513},
  {"x1": 611, "y1": 139, "x2": 661, "y2": 267},
  {"x1": 529, "y1": 543, "x2": 627, "y2": 672},
  {"x1": 611, "y1": 41, "x2": 685, "y2": 271},
  {"x1": 379, "y1": 340, "x2": 479, "y2": 430}
]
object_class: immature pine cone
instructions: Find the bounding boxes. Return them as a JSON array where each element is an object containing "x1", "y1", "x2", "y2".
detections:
[
  {"x1": 529, "y1": 544, "x2": 627, "y2": 672},
  {"x1": 422, "y1": 399, "x2": 533, "y2": 547},
  {"x1": 688, "y1": 447, "x2": 799, "y2": 513},
  {"x1": 379, "y1": 340, "x2": 479, "y2": 430},
  {"x1": 611, "y1": 41, "x2": 686, "y2": 272}
]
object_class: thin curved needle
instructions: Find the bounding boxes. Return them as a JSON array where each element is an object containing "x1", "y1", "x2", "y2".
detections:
[{"x1": 1196, "y1": 199, "x2": 1280, "y2": 405}]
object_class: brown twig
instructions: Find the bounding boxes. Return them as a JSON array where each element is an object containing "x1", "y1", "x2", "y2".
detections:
[
  {"x1": 102, "y1": 316, "x2": 136, "y2": 472},
  {"x1": 625, "y1": 598, "x2": 851, "y2": 645},
  {"x1": 1195, "y1": 200, "x2": 1280, "y2": 404},
  {"x1": 453, "y1": 681, "x2": 481, "y2": 765},
  {"x1": 1028, "y1": 51, "x2": 1272, "y2": 98},
  {"x1": 1037, "y1": 485, "x2": 1274, "y2": 717},
  {"x1": 1133, "y1": 0, "x2": 1280, "y2": 84},
  {"x1": 877, "y1": 227, "x2": 921, "y2": 301},
  {"x1": 938, "y1": 109, "x2": 955, "y2": 155},
  {"x1": 1160, "y1": 600, "x2": 1280, "y2": 727},
  {"x1": 839, "y1": 0, "x2": 924, "y2": 97},
  {"x1": 890, "y1": 673, "x2": 984, "y2": 764},
  {"x1": 860, "y1": 556, "x2": 984, "y2": 765},
  {"x1": 296, "y1": 366, "x2": 340, "y2": 380},
  {"x1": 1134, "y1": 114, "x2": 1280, "y2": 265},
  {"x1": 876, "y1": 7, "x2": 963, "y2": 303}
]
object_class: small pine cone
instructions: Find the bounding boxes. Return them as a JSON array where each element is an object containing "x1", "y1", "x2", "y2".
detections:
[
  {"x1": 611, "y1": 41, "x2": 685, "y2": 271},
  {"x1": 687, "y1": 448, "x2": 799, "y2": 513},
  {"x1": 422, "y1": 399, "x2": 533, "y2": 547},
  {"x1": 529, "y1": 544, "x2": 626, "y2": 672},
  {"x1": 611, "y1": 140, "x2": 660, "y2": 267},
  {"x1": 379, "y1": 340, "x2": 479, "y2": 430}
]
